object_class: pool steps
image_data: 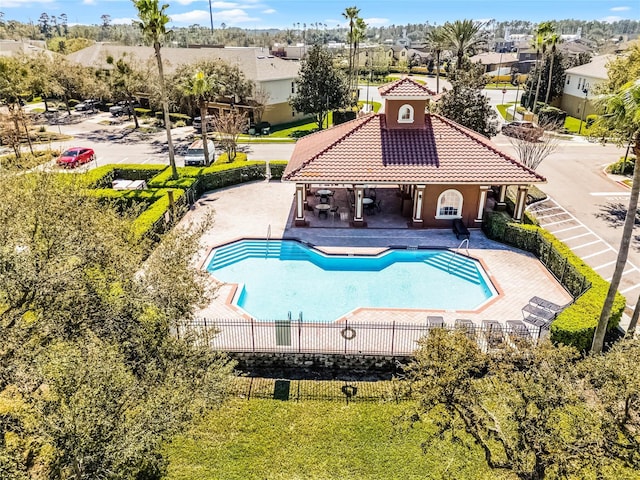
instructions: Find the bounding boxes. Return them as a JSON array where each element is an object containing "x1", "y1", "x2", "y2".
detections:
[
  {"x1": 422, "y1": 252, "x2": 482, "y2": 285},
  {"x1": 209, "y1": 240, "x2": 308, "y2": 270},
  {"x1": 210, "y1": 241, "x2": 482, "y2": 285}
]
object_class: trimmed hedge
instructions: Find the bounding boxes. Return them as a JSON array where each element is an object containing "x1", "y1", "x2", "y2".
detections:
[
  {"x1": 483, "y1": 211, "x2": 625, "y2": 351},
  {"x1": 217, "y1": 152, "x2": 248, "y2": 163},
  {"x1": 269, "y1": 160, "x2": 288, "y2": 179},
  {"x1": 113, "y1": 164, "x2": 167, "y2": 181},
  {"x1": 132, "y1": 188, "x2": 186, "y2": 240}
]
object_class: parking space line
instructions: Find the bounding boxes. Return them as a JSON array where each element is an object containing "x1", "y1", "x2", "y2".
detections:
[
  {"x1": 594, "y1": 260, "x2": 616, "y2": 271},
  {"x1": 562, "y1": 232, "x2": 592, "y2": 242},
  {"x1": 606, "y1": 267, "x2": 637, "y2": 281},
  {"x1": 582, "y1": 248, "x2": 613, "y2": 260},
  {"x1": 621, "y1": 284, "x2": 640, "y2": 294},
  {"x1": 572, "y1": 240, "x2": 605, "y2": 250},
  {"x1": 590, "y1": 192, "x2": 631, "y2": 196},
  {"x1": 529, "y1": 206, "x2": 560, "y2": 214},
  {"x1": 542, "y1": 218, "x2": 574, "y2": 227},
  {"x1": 549, "y1": 225, "x2": 583, "y2": 234},
  {"x1": 536, "y1": 211, "x2": 568, "y2": 219}
]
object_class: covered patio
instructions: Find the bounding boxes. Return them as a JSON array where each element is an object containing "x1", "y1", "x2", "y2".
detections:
[{"x1": 282, "y1": 78, "x2": 545, "y2": 229}]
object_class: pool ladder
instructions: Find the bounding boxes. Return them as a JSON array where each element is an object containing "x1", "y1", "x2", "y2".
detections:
[
  {"x1": 447, "y1": 238, "x2": 470, "y2": 273},
  {"x1": 265, "y1": 224, "x2": 271, "y2": 257}
]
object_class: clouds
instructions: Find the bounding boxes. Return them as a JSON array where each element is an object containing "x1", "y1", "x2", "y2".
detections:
[
  {"x1": 1, "y1": 0, "x2": 53, "y2": 8},
  {"x1": 170, "y1": 8, "x2": 260, "y2": 25},
  {"x1": 610, "y1": 6, "x2": 631, "y2": 12}
]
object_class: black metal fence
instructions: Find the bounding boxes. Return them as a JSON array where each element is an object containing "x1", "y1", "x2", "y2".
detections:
[{"x1": 175, "y1": 318, "x2": 543, "y2": 356}]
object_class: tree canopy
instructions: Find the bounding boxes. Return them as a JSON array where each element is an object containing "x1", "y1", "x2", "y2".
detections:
[
  {"x1": 0, "y1": 173, "x2": 234, "y2": 478},
  {"x1": 289, "y1": 45, "x2": 350, "y2": 130}
]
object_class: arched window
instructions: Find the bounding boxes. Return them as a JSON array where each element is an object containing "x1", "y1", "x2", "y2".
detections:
[
  {"x1": 436, "y1": 189, "x2": 463, "y2": 219},
  {"x1": 398, "y1": 104, "x2": 414, "y2": 123}
]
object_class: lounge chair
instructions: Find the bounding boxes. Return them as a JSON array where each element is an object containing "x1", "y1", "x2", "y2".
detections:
[
  {"x1": 506, "y1": 320, "x2": 532, "y2": 340},
  {"x1": 453, "y1": 219, "x2": 470, "y2": 240},
  {"x1": 455, "y1": 319, "x2": 476, "y2": 339},
  {"x1": 522, "y1": 304, "x2": 555, "y2": 329},
  {"x1": 427, "y1": 316, "x2": 445, "y2": 328},
  {"x1": 482, "y1": 320, "x2": 504, "y2": 348}
]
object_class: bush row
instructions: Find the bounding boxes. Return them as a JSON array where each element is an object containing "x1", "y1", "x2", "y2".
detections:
[{"x1": 483, "y1": 211, "x2": 625, "y2": 351}]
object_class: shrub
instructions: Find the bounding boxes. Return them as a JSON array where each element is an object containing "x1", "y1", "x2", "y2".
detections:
[
  {"x1": 77, "y1": 165, "x2": 116, "y2": 188},
  {"x1": 607, "y1": 155, "x2": 636, "y2": 175},
  {"x1": 135, "y1": 108, "x2": 153, "y2": 118},
  {"x1": 69, "y1": 99, "x2": 80, "y2": 107},
  {"x1": 483, "y1": 211, "x2": 624, "y2": 351},
  {"x1": 113, "y1": 164, "x2": 167, "y2": 181},
  {"x1": 333, "y1": 111, "x2": 357, "y2": 126},
  {"x1": 175, "y1": 120, "x2": 186, "y2": 128},
  {"x1": 538, "y1": 106, "x2": 566, "y2": 129},
  {"x1": 217, "y1": 152, "x2": 248, "y2": 163},
  {"x1": 132, "y1": 189, "x2": 186, "y2": 240},
  {"x1": 585, "y1": 114, "x2": 598, "y2": 128},
  {"x1": 268, "y1": 160, "x2": 288, "y2": 179}
]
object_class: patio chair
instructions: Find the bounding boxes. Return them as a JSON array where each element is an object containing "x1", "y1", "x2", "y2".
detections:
[
  {"x1": 427, "y1": 316, "x2": 445, "y2": 328},
  {"x1": 455, "y1": 319, "x2": 476, "y2": 339},
  {"x1": 330, "y1": 205, "x2": 340, "y2": 219},
  {"x1": 375, "y1": 199, "x2": 382, "y2": 212},
  {"x1": 528, "y1": 296, "x2": 565, "y2": 313},
  {"x1": 522, "y1": 304, "x2": 555, "y2": 330},
  {"x1": 482, "y1": 320, "x2": 504, "y2": 348},
  {"x1": 506, "y1": 320, "x2": 532, "y2": 341}
]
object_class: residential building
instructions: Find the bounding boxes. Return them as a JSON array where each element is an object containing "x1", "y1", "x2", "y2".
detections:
[
  {"x1": 561, "y1": 55, "x2": 612, "y2": 119},
  {"x1": 67, "y1": 43, "x2": 304, "y2": 125}
]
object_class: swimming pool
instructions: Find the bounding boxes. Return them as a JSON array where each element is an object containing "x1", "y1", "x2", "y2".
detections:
[{"x1": 207, "y1": 240, "x2": 497, "y2": 321}]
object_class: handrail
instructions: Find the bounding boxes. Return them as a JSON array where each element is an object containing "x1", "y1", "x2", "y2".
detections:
[
  {"x1": 447, "y1": 238, "x2": 470, "y2": 272},
  {"x1": 266, "y1": 224, "x2": 271, "y2": 257}
]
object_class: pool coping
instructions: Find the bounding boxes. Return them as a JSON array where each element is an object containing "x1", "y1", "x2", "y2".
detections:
[{"x1": 202, "y1": 237, "x2": 504, "y2": 324}]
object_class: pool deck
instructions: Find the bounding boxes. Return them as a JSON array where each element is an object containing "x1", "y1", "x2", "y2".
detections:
[{"x1": 183, "y1": 181, "x2": 572, "y2": 329}]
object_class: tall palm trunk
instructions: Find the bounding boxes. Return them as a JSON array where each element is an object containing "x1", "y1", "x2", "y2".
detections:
[
  {"x1": 435, "y1": 50, "x2": 440, "y2": 93},
  {"x1": 544, "y1": 49, "x2": 555, "y2": 105},
  {"x1": 532, "y1": 51, "x2": 543, "y2": 112},
  {"x1": 592, "y1": 131, "x2": 640, "y2": 352},
  {"x1": 199, "y1": 99, "x2": 210, "y2": 163},
  {"x1": 153, "y1": 41, "x2": 177, "y2": 180}
]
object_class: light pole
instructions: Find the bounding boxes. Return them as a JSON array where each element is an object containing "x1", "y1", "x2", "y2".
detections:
[
  {"x1": 578, "y1": 83, "x2": 590, "y2": 135},
  {"x1": 512, "y1": 81, "x2": 521, "y2": 120}
]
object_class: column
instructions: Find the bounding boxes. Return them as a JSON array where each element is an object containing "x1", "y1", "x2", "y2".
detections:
[
  {"x1": 513, "y1": 185, "x2": 529, "y2": 221},
  {"x1": 494, "y1": 185, "x2": 507, "y2": 211},
  {"x1": 475, "y1": 185, "x2": 490, "y2": 223},
  {"x1": 294, "y1": 183, "x2": 307, "y2": 226},
  {"x1": 411, "y1": 185, "x2": 426, "y2": 227},
  {"x1": 352, "y1": 185, "x2": 366, "y2": 227}
]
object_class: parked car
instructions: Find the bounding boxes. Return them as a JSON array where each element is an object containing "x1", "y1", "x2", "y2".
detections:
[
  {"x1": 109, "y1": 101, "x2": 138, "y2": 116},
  {"x1": 184, "y1": 139, "x2": 215, "y2": 167},
  {"x1": 501, "y1": 121, "x2": 543, "y2": 142},
  {"x1": 193, "y1": 115, "x2": 215, "y2": 131},
  {"x1": 75, "y1": 99, "x2": 102, "y2": 111},
  {"x1": 56, "y1": 147, "x2": 95, "y2": 168}
]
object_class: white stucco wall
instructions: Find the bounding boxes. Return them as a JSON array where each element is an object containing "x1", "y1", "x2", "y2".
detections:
[{"x1": 260, "y1": 78, "x2": 296, "y2": 105}]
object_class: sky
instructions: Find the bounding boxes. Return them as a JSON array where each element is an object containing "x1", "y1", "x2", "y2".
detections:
[{"x1": 2, "y1": 0, "x2": 638, "y2": 30}]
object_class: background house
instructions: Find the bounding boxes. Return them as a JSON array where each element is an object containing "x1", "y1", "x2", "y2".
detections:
[
  {"x1": 561, "y1": 55, "x2": 612, "y2": 119},
  {"x1": 67, "y1": 43, "x2": 304, "y2": 125}
]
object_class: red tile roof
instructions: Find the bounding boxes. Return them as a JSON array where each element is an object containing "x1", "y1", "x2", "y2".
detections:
[
  {"x1": 283, "y1": 113, "x2": 546, "y2": 185},
  {"x1": 378, "y1": 77, "x2": 436, "y2": 97}
]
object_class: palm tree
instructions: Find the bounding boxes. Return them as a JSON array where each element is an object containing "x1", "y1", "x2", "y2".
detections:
[
  {"x1": 351, "y1": 17, "x2": 367, "y2": 99},
  {"x1": 425, "y1": 26, "x2": 448, "y2": 94},
  {"x1": 132, "y1": 0, "x2": 177, "y2": 180},
  {"x1": 182, "y1": 70, "x2": 218, "y2": 165},
  {"x1": 530, "y1": 22, "x2": 554, "y2": 113},
  {"x1": 544, "y1": 32, "x2": 561, "y2": 105},
  {"x1": 442, "y1": 19, "x2": 485, "y2": 69},
  {"x1": 591, "y1": 79, "x2": 640, "y2": 353},
  {"x1": 342, "y1": 6, "x2": 360, "y2": 94}
]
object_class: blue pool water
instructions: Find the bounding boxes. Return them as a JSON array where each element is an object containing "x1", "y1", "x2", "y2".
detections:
[{"x1": 207, "y1": 240, "x2": 496, "y2": 321}]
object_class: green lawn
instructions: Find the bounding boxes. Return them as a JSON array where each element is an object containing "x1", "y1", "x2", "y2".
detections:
[{"x1": 166, "y1": 394, "x2": 513, "y2": 480}]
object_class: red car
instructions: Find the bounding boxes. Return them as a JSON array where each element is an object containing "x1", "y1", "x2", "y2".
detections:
[{"x1": 56, "y1": 147, "x2": 95, "y2": 168}]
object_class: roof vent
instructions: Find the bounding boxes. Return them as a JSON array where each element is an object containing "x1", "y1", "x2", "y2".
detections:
[
  {"x1": 267, "y1": 55, "x2": 274, "y2": 58},
  {"x1": 257, "y1": 55, "x2": 265, "y2": 59}
]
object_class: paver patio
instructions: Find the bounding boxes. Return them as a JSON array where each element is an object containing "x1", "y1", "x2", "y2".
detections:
[{"x1": 183, "y1": 181, "x2": 572, "y2": 331}]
